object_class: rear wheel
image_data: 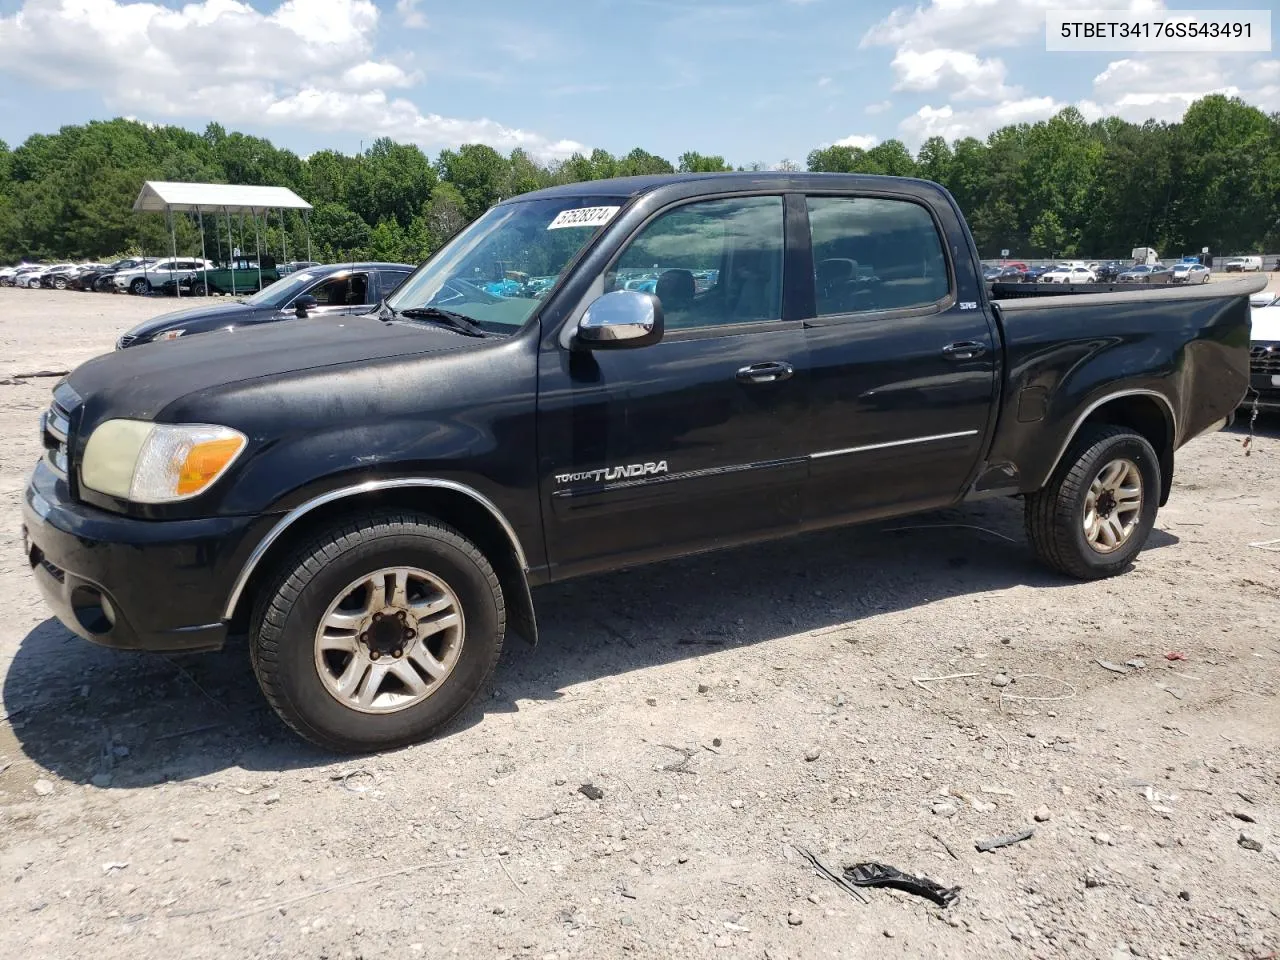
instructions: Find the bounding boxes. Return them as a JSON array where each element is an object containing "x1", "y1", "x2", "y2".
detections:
[
  {"x1": 130, "y1": 277, "x2": 150, "y2": 295},
  {"x1": 251, "y1": 512, "x2": 506, "y2": 753},
  {"x1": 1025, "y1": 425, "x2": 1160, "y2": 580},
  {"x1": 52, "y1": 276, "x2": 68, "y2": 290}
]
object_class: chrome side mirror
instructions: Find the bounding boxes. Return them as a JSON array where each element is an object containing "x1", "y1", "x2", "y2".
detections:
[{"x1": 575, "y1": 290, "x2": 663, "y2": 350}]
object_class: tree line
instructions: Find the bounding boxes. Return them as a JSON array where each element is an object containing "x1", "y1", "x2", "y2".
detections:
[{"x1": 0, "y1": 94, "x2": 1276, "y2": 267}]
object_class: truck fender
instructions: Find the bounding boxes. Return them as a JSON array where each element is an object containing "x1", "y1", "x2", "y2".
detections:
[{"x1": 223, "y1": 478, "x2": 538, "y2": 647}]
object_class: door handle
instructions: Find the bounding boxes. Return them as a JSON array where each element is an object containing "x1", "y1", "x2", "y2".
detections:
[
  {"x1": 941, "y1": 340, "x2": 986, "y2": 361},
  {"x1": 736, "y1": 361, "x2": 794, "y2": 384}
]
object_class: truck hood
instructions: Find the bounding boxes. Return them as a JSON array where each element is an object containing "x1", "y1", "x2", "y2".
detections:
[
  {"x1": 1253, "y1": 305, "x2": 1280, "y2": 342},
  {"x1": 68, "y1": 314, "x2": 484, "y2": 421},
  {"x1": 122, "y1": 300, "x2": 269, "y2": 341}
]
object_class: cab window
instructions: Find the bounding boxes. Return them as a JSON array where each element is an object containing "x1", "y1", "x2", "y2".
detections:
[
  {"x1": 309, "y1": 273, "x2": 371, "y2": 307},
  {"x1": 806, "y1": 196, "x2": 950, "y2": 316},
  {"x1": 607, "y1": 196, "x2": 784, "y2": 330}
]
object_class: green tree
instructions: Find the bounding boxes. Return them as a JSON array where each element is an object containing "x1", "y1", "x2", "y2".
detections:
[
  {"x1": 437, "y1": 144, "x2": 509, "y2": 220},
  {"x1": 677, "y1": 151, "x2": 732, "y2": 172}
]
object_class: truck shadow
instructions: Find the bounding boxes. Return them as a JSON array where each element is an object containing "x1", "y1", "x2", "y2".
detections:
[{"x1": 4, "y1": 498, "x2": 1179, "y2": 786}]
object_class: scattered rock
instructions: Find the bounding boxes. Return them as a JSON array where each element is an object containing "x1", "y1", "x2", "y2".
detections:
[
  {"x1": 1238, "y1": 832, "x2": 1263, "y2": 853},
  {"x1": 714, "y1": 935, "x2": 732, "y2": 948},
  {"x1": 787, "y1": 911, "x2": 803, "y2": 926},
  {"x1": 1033, "y1": 805, "x2": 1051, "y2": 822},
  {"x1": 883, "y1": 929, "x2": 895, "y2": 939},
  {"x1": 1084, "y1": 868, "x2": 1109, "y2": 889},
  {"x1": 1094, "y1": 832, "x2": 1114, "y2": 846},
  {"x1": 991, "y1": 675, "x2": 1011, "y2": 688},
  {"x1": 804, "y1": 748, "x2": 821, "y2": 762},
  {"x1": 91, "y1": 773, "x2": 113, "y2": 788},
  {"x1": 1178, "y1": 891, "x2": 1191, "y2": 901},
  {"x1": 931, "y1": 800, "x2": 959, "y2": 818},
  {"x1": 32, "y1": 780, "x2": 54, "y2": 797},
  {"x1": 730, "y1": 800, "x2": 744, "y2": 810},
  {"x1": 578, "y1": 783, "x2": 604, "y2": 801},
  {"x1": 263, "y1": 792, "x2": 281, "y2": 805},
  {"x1": 1125, "y1": 659, "x2": 1146, "y2": 670},
  {"x1": 645, "y1": 697, "x2": 658, "y2": 707},
  {"x1": 101, "y1": 862, "x2": 129, "y2": 874},
  {"x1": 712, "y1": 738, "x2": 722, "y2": 748},
  {"x1": 171, "y1": 831, "x2": 190, "y2": 843},
  {"x1": 697, "y1": 683, "x2": 710, "y2": 694},
  {"x1": 493, "y1": 906, "x2": 506, "y2": 916},
  {"x1": 1231, "y1": 809, "x2": 1257, "y2": 824},
  {"x1": 1096, "y1": 659, "x2": 1129, "y2": 674}
]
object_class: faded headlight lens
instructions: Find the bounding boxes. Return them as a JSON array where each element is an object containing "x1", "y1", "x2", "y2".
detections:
[
  {"x1": 152, "y1": 329, "x2": 185, "y2": 341},
  {"x1": 82, "y1": 420, "x2": 247, "y2": 503}
]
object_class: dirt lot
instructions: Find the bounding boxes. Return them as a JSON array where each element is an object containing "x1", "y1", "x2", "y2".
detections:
[{"x1": 0, "y1": 286, "x2": 1277, "y2": 960}]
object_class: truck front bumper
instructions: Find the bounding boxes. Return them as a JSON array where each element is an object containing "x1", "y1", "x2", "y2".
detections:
[{"x1": 21, "y1": 461, "x2": 268, "y2": 653}]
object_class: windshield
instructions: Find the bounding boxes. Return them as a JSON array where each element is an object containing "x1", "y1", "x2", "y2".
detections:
[
  {"x1": 386, "y1": 195, "x2": 629, "y2": 332},
  {"x1": 243, "y1": 271, "x2": 321, "y2": 308}
]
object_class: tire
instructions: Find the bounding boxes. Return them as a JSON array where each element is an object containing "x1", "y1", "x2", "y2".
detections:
[
  {"x1": 1025, "y1": 424, "x2": 1160, "y2": 580},
  {"x1": 130, "y1": 277, "x2": 150, "y2": 295},
  {"x1": 53, "y1": 277, "x2": 67, "y2": 290},
  {"x1": 251, "y1": 512, "x2": 506, "y2": 753}
]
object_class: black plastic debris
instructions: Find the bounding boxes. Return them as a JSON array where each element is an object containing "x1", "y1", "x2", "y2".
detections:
[
  {"x1": 845, "y1": 862, "x2": 961, "y2": 907},
  {"x1": 578, "y1": 783, "x2": 604, "y2": 801}
]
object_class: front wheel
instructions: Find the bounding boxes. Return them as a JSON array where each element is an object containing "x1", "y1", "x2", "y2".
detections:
[
  {"x1": 130, "y1": 277, "x2": 150, "y2": 295},
  {"x1": 1025, "y1": 425, "x2": 1160, "y2": 580},
  {"x1": 251, "y1": 512, "x2": 506, "y2": 753},
  {"x1": 53, "y1": 277, "x2": 68, "y2": 290}
]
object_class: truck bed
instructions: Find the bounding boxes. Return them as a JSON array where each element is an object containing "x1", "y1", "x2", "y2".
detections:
[{"x1": 977, "y1": 275, "x2": 1264, "y2": 498}]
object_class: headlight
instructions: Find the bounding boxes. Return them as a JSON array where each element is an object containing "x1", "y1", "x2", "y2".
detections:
[
  {"x1": 152, "y1": 329, "x2": 185, "y2": 341},
  {"x1": 81, "y1": 420, "x2": 247, "y2": 503}
]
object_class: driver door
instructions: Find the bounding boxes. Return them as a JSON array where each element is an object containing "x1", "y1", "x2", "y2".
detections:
[{"x1": 537, "y1": 194, "x2": 811, "y2": 579}]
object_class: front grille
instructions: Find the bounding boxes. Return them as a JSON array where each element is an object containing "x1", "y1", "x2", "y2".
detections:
[
  {"x1": 116, "y1": 334, "x2": 138, "y2": 349},
  {"x1": 1251, "y1": 343, "x2": 1280, "y2": 377}
]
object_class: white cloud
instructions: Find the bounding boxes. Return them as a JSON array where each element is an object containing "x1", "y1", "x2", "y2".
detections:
[
  {"x1": 0, "y1": 0, "x2": 581, "y2": 161},
  {"x1": 396, "y1": 0, "x2": 427, "y2": 29},
  {"x1": 891, "y1": 48, "x2": 1017, "y2": 100},
  {"x1": 833, "y1": 133, "x2": 879, "y2": 149},
  {"x1": 898, "y1": 96, "x2": 1062, "y2": 143},
  {"x1": 863, "y1": 0, "x2": 1164, "y2": 53},
  {"x1": 340, "y1": 60, "x2": 416, "y2": 90},
  {"x1": 865, "y1": 99, "x2": 892, "y2": 115},
  {"x1": 817, "y1": 76, "x2": 832, "y2": 87}
]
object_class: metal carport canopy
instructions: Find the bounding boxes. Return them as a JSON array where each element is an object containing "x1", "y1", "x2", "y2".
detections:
[{"x1": 132, "y1": 181, "x2": 312, "y2": 214}]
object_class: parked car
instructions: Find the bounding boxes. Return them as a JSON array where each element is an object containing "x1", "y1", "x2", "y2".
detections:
[
  {"x1": 1224, "y1": 256, "x2": 1263, "y2": 273},
  {"x1": 278, "y1": 260, "x2": 322, "y2": 276},
  {"x1": 1118, "y1": 264, "x2": 1165, "y2": 283},
  {"x1": 1246, "y1": 293, "x2": 1280, "y2": 413},
  {"x1": 1020, "y1": 264, "x2": 1054, "y2": 283},
  {"x1": 1, "y1": 264, "x2": 44, "y2": 287},
  {"x1": 177, "y1": 257, "x2": 282, "y2": 295},
  {"x1": 116, "y1": 262, "x2": 415, "y2": 347},
  {"x1": 22, "y1": 172, "x2": 1261, "y2": 753},
  {"x1": 17, "y1": 264, "x2": 72, "y2": 288},
  {"x1": 1170, "y1": 262, "x2": 1211, "y2": 284},
  {"x1": 1094, "y1": 261, "x2": 1125, "y2": 282},
  {"x1": 40, "y1": 264, "x2": 88, "y2": 289},
  {"x1": 113, "y1": 258, "x2": 215, "y2": 295},
  {"x1": 1039, "y1": 264, "x2": 1097, "y2": 284}
]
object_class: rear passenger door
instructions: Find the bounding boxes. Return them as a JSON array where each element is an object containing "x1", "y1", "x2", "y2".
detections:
[{"x1": 799, "y1": 193, "x2": 996, "y2": 527}]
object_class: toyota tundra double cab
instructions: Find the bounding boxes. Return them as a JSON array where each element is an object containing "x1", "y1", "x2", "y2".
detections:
[{"x1": 22, "y1": 173, "x2": 1262, "y2": 753}]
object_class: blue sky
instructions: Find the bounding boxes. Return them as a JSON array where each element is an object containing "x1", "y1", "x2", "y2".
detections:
[{"x1": 0, "y1": 0, "x2": 1275, "y2": 165}]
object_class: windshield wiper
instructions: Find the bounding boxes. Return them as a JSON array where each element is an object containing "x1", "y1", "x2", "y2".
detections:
[{"x1": 397, "y1": 306, "x2": 491, "y2": 338}]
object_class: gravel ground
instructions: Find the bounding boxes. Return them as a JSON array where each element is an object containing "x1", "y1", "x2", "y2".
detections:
[{"x1": 1, "y1": 286, "x2": 1278, "y2": 960}]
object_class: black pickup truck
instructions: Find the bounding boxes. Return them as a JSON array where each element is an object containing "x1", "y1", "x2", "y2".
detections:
[{"x1": 21, "y1": 173, "x2": 1261, "y2": 753}]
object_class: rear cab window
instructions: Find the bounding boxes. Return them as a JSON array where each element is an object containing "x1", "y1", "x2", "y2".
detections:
[{"x1": 806, "y1": 196, "x2": 951, "y2": 317}]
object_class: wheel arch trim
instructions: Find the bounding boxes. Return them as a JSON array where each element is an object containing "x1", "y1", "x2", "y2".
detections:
[
  {"x1": 1041, "y1": 388, "x2": 1177, "y2": 488},
  {"x1": 222, "y1": 478, "x2": 529, "y2": 621}
]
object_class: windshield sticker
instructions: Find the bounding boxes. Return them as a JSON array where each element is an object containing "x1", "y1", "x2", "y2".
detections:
[{"x1": 547, "y1": 206, "x2": 620, "y2": 231}]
